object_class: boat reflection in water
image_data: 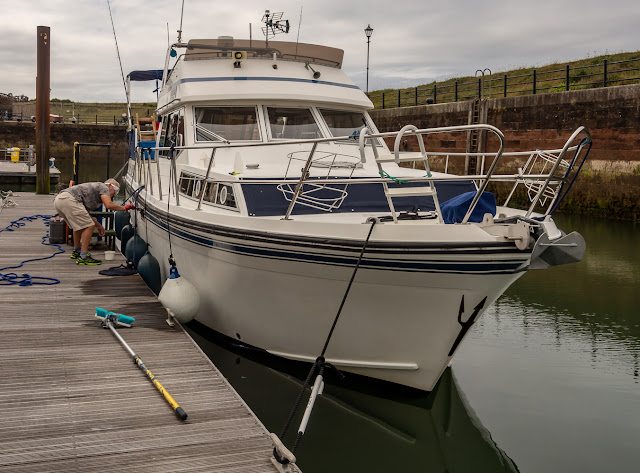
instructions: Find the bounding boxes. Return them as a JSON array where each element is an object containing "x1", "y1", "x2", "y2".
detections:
[{"x1": 186, "y1": 322, "x2": 518, "y2": 473}]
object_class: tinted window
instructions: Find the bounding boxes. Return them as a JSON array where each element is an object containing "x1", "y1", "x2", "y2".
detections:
[
  {"x1": 319, "y1": 109, "x2": 367, "y2": 137},
  {"x1": 266, "y1": 107, "x2": 321, "y2": 140},
  {"x1": 194, "y1": 107, "x2": 260, "y2": 142},
  {"x1": 204, "y1": 182, "x2": 218, "y2": 203},
  {"x1": 179, "y1": 172, "x2": 194, "y2": 195}
]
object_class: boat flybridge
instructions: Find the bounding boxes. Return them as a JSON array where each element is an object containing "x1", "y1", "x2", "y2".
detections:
[{"x1": 123, "y1": 36, "x2": 591, "y2": 392}]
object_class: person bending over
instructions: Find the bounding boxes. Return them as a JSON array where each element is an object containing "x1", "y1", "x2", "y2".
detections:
[{"x1": 54, "y1": 178, "x2": 134, "y2": 265}]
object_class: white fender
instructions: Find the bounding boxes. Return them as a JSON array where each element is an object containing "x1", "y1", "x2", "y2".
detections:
[{"x1": 158, "y1": 266, "x2": 200, "y2": 323}]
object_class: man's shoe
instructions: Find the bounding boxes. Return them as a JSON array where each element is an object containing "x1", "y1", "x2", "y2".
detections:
[
  {"x1": 76, "y1": 253, "x2": 102, "y2": 265},
  {"x1": 70, "y1": 250, "x2": 80, "y2": 259}
]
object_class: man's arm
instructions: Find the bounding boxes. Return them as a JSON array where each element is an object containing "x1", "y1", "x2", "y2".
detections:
[
  {"x1": 92, "y1": 216, "x2": 106, "y2": 237},
  {"x1": 100, "y1": 194, "x2": 132, "y2": 212}
]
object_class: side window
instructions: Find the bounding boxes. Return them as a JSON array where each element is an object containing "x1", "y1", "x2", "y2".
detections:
[
  {"x1": 216, "y1": 184, "x2": 236, "y2": 208},
  {"x1": 194, "y1": 107, "x2": 260, "y2": 142},
  {"x1": 179, "y1": 172, "x2": 194, "y2": 195},
  {"x1": 203, "y1": 182, "x2": 237, "y2": 209},
  {"x1": 192, "y1": 178, "x2": 204, "y2": 200},
  {"x1": 266, "y1": 107, "x2": 322, "y2": 140},
  {"x1": 158, "y1": 115, "x2": 169, "y2": 148},
  {"x1": 158, "y1": 109, "x2": 185, "y2": 157},
  {"x1": 180, "y1": 175, "x2": 237, "y2": 210},
  {"x1": 204, "y1": 182, "x2": 218, "y2": 203},
  {"x1": 319, "y1": 109, "x2": 368, "y2": 138}
]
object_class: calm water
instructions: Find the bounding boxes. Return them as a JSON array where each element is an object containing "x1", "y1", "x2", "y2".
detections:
[{"x1": 186, "y1": 213, "x2": 640, "y2": 473}]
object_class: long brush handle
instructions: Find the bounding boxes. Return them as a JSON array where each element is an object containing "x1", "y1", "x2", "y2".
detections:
[
  {"x1": 134, "y1": 356, "x2": 187, "y2": 420},
  {"x1": 107, "y1": 322, "x2": 187, "y2": 420}
]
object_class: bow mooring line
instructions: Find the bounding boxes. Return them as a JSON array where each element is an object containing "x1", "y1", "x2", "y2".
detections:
[{"x1": 271, "y1": 218, "x2": 378, "y2": 470}]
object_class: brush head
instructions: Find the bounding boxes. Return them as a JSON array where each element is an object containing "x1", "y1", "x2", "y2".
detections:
[{"x1": 95, "y1": 307, "x2": 135, "y2": 327}]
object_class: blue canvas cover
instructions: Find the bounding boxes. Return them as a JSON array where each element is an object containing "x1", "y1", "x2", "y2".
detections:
[
  {"x1": 440, "y1": 191, "x2": 496, "y2": 224},
  {"x1": 128, "y1": 70, "x2": 165, "y2": 81},
  {"x1": 241, "y1": 180, "x2": 478, "y2": 216}
]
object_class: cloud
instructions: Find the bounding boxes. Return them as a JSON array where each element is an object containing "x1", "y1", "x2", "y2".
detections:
[{"x1": 1, "y1": 0, "x2": 639, "y2": 102}]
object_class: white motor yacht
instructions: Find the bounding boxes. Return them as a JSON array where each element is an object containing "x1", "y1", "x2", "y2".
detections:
[{"x1": 122, "y1": 35, "x2": 591, "y2": 392}]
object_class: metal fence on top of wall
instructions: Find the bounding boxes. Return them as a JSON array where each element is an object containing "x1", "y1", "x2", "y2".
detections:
[{"x1": 368, "y1": 57, "x2": 640, "y2": 109}]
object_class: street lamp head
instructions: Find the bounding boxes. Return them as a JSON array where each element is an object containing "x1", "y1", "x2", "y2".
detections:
[{"x1": 365, "y1": 24, "x2": 373, "y2": 38}]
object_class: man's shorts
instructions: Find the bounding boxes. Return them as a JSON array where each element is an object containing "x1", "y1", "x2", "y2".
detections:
[{"x1": 53, "y1": 192, "x2": 93, "y2": 230}]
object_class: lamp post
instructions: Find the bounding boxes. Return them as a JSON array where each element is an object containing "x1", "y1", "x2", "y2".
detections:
[{"x1": 365, "y1": 24, "x2": 373, "y2": 95}]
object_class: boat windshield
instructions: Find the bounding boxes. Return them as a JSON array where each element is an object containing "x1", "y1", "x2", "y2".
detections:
[
  {"x1": 194, "y1": 107, "x2": 261, "y2": 142},
  {"x1": 318, "y1": 109, "x2": 368, "y2": 138},
  {"x1": 265, "y1": 107, "x2": 322, "y2": 140}
]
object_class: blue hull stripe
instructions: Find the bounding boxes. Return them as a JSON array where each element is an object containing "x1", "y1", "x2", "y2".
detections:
[
  {"x1": 178, "y1": 76, "x2": 361, "y2": 90},
  {"x1": 144, "y1": 211, "x2": 526, "y2": 274}
]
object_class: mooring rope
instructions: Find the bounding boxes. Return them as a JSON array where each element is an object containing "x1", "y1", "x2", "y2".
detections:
[
  {"x1": 378, "y1": 169, "x2": 409, "y2": 184},
  {"x1": 0, "y1": 215, "x2": 65, "y2": 286},
  {"x1": 0, "y1": 190, "x2": 18, "y2": 213},
  {"x1": 275, "y1": 218, "x2": 377, "y2": 462},
  {"x1": 167, "y1": 146, "x2": 176, "y2": 262}
]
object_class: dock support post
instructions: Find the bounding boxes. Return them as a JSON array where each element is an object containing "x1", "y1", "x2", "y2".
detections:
[
  {"x1": 36, "y1": 25, "x2": 51, "y2": 195},
  {"x1": 28, "y1": 145, "x2": 34, "y2": 172}
]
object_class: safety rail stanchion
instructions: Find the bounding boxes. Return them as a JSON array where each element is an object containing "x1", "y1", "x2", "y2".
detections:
[
  {"x1": 197, "y1": 148, "x2": 217, "y2": 211},
  {"x1": 156, "y1": 149, "x2": 163, "y2": 201},
  {"x1": 170, "y1": 146, "x2": 180, "y2": 206},
  {"x1": 461, "y1": 127, "x2": 506, "y2": 223},
  {"x1": 145, "y1": 145, "x2": 154, "y2": 196},
  {"x1": 282, "y1": 142, "x2": 318, "y2": 220}
]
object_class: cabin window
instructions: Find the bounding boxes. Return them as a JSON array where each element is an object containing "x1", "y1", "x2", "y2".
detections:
[
  {"x1": 319, "y1": 109, "x2": 368, "y2": 138},
  {"x1": 179, "y1": 172, "x2": 238, "y2": 210},
  {"x1": 158, "y1": 108, "x2": 185, "y2": 157},
  {"x1": 204, "y1": 182, "x2": 218, "y2": 203},
  {"x1": 202, "y1": 182, "x2": 236, "y2": 209},
  {"x1": 194, "y1": 107, "x2": 260, "y2": 142},
  {"x1": 192, "y1": 178, "x2": 205, "y2": 199},
  {"x1": 266, "y1": 107, "x2": 322, "y2": 140},
  {"x1": 179, "y1": 172, "x2": 195, "y2": 195},
  {"x1": 178, "y1": 173, "x2": 205, "y2": 200}
]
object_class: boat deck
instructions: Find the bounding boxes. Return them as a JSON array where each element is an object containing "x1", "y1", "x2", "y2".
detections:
[{"x1": 0, "y1": 193, "x2": 291, "y2": 472}]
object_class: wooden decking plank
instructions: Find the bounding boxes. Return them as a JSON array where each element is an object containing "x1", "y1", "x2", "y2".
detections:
[{"x1": 0, "y1": 193, "x2": 293, "y2": 472}]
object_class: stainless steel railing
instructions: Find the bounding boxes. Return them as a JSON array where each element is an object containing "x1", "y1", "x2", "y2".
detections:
[{"x1": 134, "y1": 124, "x2": 591, "y2": 222}]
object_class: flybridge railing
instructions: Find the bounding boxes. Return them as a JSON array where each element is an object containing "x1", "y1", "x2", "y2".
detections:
[
  {"x1": 368, "y1": 57, "x2": 640, "y2": 108},
  {"x1": 133, "y1": 125, "x2": 591, "y2": 223}
]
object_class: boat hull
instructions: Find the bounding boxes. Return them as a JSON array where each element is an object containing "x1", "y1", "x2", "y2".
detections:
[{"x1": 132, "y1": 197, "x2": 527, "y2": 392}]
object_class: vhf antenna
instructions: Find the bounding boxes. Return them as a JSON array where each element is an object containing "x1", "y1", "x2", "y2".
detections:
[
  {"x1": 262, "y1": 10, "x2": 289, "y2": 48},
  {"x1": 177, "y1": 0, "x2": 185, "y2": 43}
]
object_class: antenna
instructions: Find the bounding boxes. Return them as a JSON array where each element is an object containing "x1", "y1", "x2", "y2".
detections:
[
  {"x1": 295, "y1": 6, "x2": 303, "y2": 56},
  {"x1": 262, "y1": 10, "x2": 290, "y2": 48},
  {"x1": 106, "y1": 0, "x2": 131, "y2": 128},
  {"x1": 177, "y1": 0, "x2": 185, "y2": 43}
]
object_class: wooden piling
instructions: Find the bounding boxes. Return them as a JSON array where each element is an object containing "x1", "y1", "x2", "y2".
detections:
[{"x1": 35, "y1": 26, "x2": 50, "y2": 195}]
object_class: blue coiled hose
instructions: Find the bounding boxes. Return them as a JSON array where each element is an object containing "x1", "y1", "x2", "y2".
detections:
[{"x1": 0, "y1": 215, "x2": 65, "y2": 286}]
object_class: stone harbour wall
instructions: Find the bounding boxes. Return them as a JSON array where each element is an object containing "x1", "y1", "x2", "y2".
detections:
[{"x1": 370, "y1": 84, "x2": 640, "y2": 220}]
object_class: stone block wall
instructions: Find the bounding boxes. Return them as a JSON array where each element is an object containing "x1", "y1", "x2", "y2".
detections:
[{"x1": 370, "y1": 84, "x2": 640, "y2": 162}]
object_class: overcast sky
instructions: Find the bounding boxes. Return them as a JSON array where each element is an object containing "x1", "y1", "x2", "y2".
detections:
[{"x1": 1, "y1": 0, "x2": 639, "y2": 103}]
